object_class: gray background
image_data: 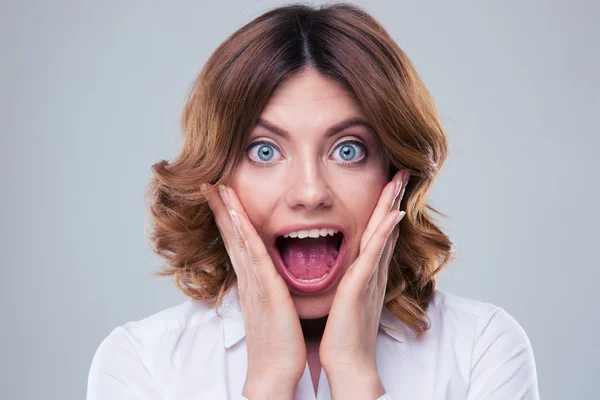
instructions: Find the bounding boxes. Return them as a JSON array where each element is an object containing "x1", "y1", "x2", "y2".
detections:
[{"x1": 1, "y1": 0, "x2": 598, "y2": 399}]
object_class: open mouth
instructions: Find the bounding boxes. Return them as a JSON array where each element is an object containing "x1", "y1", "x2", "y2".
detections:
[{"x1": 272, "y1": 230, "x2": 347, "y2": 294}]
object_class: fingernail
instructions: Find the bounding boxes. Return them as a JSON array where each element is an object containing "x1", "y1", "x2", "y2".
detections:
[
  {"x1": 394, "y1": 179, "x2": 402, "y2": 197},
  {"x1": 395, "y1": 211, "x2": 406, "y2": 225},
  {"x1": 219, "y1": 185, "x2": 229, "y2": 206},
  {"x1": 229, "y1": 209, "x2": 240, "y2": 226},
  {"x1": 200, "y1": 184, "x2": 207, "y2": 192}
]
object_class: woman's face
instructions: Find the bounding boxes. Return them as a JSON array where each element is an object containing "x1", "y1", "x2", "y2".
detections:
[{"x1": 230, "y1": 69, "x2": 390, "y2": 319}]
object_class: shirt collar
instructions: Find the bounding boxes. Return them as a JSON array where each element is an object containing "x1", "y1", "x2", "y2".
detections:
[
  {"x1": 379, "y1": 305, "x2": 406, "y2": 343},
  {"x1": 217, "y1": 286, "x2": 405, "y2": 349},
  {"x1": 216, "y1": 286, "x2": 246, "y2": 349}
]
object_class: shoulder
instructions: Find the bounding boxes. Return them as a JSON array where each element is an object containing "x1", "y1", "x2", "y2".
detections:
[
  {"x1": 426, "y1": 290, "x2": 538, "y2": 393},
  {"x1": 87, "y1": 300, "x2": 224, "y2": 397},
  {"x1": 99, "y1": 298, "x2": 219, "y2": 347},
  {"x1": 90, "y1": 299, "x2": 220, "y2": 374},
  {"x1": 429, "y1": 288, "x2": 500, "y2": 319},
  {"x1": 121, "y1": 298, "x2": 218, "y2": 339},
  {"x1": 427, "y1": 289, "x2": 532, "y2": 344}
]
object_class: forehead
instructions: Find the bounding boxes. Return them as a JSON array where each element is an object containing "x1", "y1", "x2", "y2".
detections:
[{"x1": 259, "y1": 70, "x2": 367, "y2": 130}]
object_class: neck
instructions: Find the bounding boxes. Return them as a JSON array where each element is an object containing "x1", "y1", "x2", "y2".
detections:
[{"x1": 300, "y1": 315, "x2": 328, "y2": 342}]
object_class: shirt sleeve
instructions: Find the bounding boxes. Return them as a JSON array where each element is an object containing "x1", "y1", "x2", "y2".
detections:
[
  {"x1": 87, "y1": 327, "x2": 162, "y2": 400},
  {"x1": 465, "y1": 307, "x2": 540, "y2": 400}
]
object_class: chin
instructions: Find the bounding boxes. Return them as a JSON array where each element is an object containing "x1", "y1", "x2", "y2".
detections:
[{"x1": 290, "y1": 285, "x2": 338, "y2": 319}]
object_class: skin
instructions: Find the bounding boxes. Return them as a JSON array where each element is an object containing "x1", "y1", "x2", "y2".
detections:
[
  {"x1": 231, "y1": 69, "x2": 390, "y2": 317},
  {"x1": 203, "y1": 68, "x2": 409, "y2": 399}
]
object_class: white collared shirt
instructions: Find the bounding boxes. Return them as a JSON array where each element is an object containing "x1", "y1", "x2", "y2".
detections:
[{"x1": 87, "y1": 288, "x2": 539, "y2": 399}]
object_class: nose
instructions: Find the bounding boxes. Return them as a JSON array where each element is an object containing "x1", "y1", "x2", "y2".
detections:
[{"x1": 284, "y1": 159, "x2": 334, "y2": 211}]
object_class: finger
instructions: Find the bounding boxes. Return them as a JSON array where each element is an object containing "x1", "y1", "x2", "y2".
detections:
[
  {"x1": 377, "y1": 222, "x2": 400, "y2": 291},
  {"x1": 360, "y1": 171, "x2": 406, "y2": 253},
  {"x1": 359, "y1": 175, "x2": 399, "y2": 253},
  {"x1": 201, "y1": 183, "x2": 247, "y2": 282},
  {"x1": 227, "y1": 208, "x2": 253, "y2": 294},
  {"x1": 222, "y1": 186, "x2": 281, "y2": 290},
  {"x1": 353, "y1": 210, "x2": 405, "y2": 288},
  {"x1": 201, "y1": 183, "x2": 232, "y2": 244},
  {"x1": 369, "y1": 210, "x2": 405, "y2": 290},
  {"x1": 378, "y1": 171, "x2": 410, "y2": 284},
  {"x1": 376, "y1": 172, "x2": 409, "y2": 288},
  {"x1": 391, "y1": 171, "x2": 409, "y2": 213}
]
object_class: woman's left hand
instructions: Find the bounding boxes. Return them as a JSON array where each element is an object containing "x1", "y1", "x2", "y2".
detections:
[{"x1": 319, "y1": 170, "x2": 409, "y2": 399}]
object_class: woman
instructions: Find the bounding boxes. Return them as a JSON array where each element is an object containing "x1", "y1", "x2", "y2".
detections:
[{"x1": 87, "y1": 3, "x2": 539, "y2": 399}]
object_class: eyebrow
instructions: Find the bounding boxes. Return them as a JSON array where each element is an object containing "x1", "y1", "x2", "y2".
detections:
[{"x1": 255, "y1": 117, "x2": 375, "y2": 140}]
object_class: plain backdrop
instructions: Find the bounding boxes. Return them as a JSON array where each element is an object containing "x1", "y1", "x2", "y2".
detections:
[{"x1": 1, "y1": 0, "x2": 598, "y2": 399}]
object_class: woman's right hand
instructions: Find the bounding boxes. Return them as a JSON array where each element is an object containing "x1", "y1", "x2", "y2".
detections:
[{"x1": 202, "y1": 183, "x2": 306, "y2": 399}]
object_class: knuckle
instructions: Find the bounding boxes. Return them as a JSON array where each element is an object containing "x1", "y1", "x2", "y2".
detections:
[
  {"x1": 250, "y1": 253, "x2": 260, "y2": 267},
  {"x1": 248, "y1": 252, "x2": 261, "y2": 267},
  {"x1": 235, "y1": 235, "x2": 246, "y2": 251},
  {"x1": 257, "y1": 291, "x2": 271, "y2": 307},
  {"x1": 251, "y1": 247, "x2": 268, "y2": 264}
]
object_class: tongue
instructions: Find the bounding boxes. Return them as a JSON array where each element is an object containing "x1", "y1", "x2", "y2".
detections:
[{"x1": 279, "y1": 236, "x2": 340, "y2": 280}]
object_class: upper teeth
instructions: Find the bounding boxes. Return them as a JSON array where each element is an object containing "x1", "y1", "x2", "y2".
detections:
[{"x1": 283, "y1": 228, "x2": 338, "y2": 239}]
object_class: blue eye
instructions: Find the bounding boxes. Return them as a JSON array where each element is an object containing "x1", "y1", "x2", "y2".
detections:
[
  {"x1": 332, "y1": 140, "x2": 366, "y2": 165},
  {"x1": 247, "y1": 141, "x2": 282, "y2": 164},
  {"x1": 247, "y1": 139, "x2": 367, "y2": 166}
]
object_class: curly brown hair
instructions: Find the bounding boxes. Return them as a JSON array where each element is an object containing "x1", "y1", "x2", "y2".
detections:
[{"x1": 145, "y1": 2, "x2": 456, "y2": 339}]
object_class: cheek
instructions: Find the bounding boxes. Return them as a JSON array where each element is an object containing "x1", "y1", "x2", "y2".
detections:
[
  {"x1": 336, "y1": 174, "x2": 387, "y2": 232},
  {"x1": 230, "y1": 169, "x2": 275, "y2": 228}
]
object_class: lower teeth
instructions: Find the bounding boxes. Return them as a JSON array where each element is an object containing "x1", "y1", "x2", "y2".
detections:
[{"x1": 297, "y1": 271, "x2": 330, "y2": 282}]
